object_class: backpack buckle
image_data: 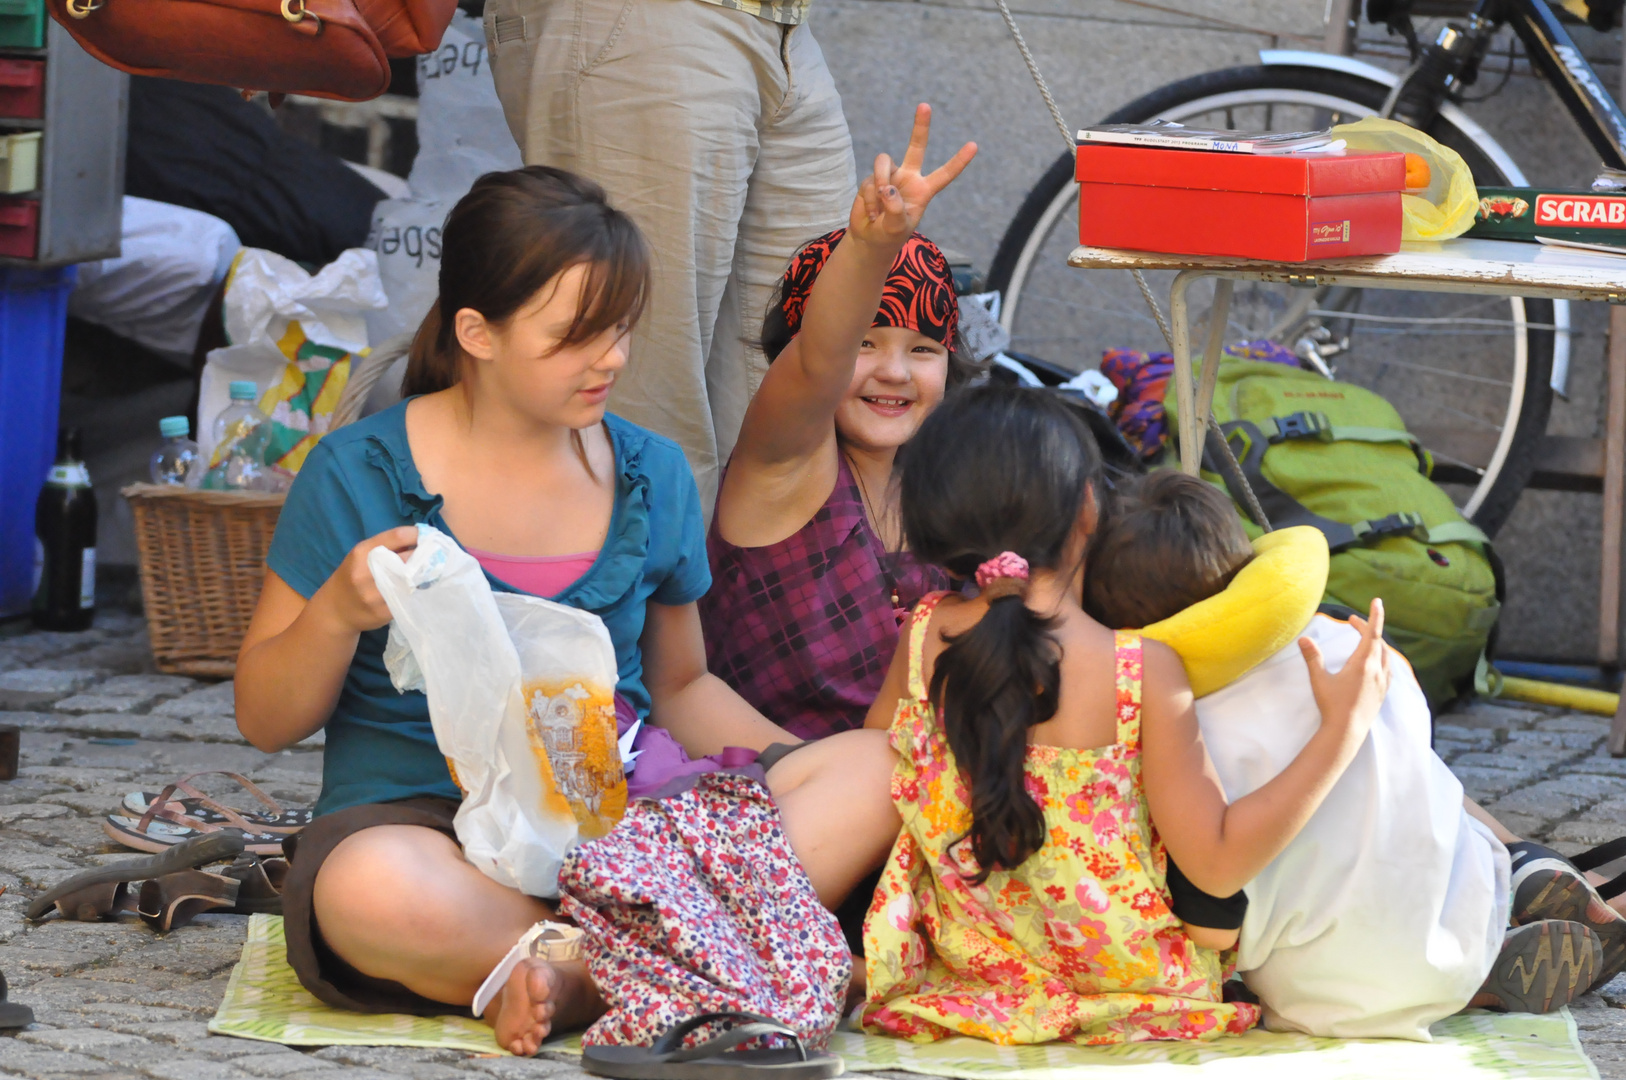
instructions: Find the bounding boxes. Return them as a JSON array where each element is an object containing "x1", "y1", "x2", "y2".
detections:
[
  {"x1": 1269, "y1": 412, "x2": 1329, "y2": 442},
  {"x1": 1352, "y1": 512, "x2": 1425, "y2": 542}
]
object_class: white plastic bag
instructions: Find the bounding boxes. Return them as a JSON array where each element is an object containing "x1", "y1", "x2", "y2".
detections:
[
  {"x1": 369, "y1": 525, "x2": 628, "y2": 898},
  {"x1": 198, "y1": 247, "x2": 387, "y2": 459}
]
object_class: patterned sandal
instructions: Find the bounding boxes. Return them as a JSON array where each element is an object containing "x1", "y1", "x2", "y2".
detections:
[
  {"x1": 122, "y1": 772, "x2": 312, "y2": 834},
  {"x1": 104, "y1": 800, "x2": 289, "y2": 856},
  {"x1": 582, "y1": 1012, "x2": 844, "y2": 1079}
]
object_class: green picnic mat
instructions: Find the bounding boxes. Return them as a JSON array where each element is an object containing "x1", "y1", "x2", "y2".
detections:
[{"x1": 211, "y1": 916, "x2": 1600, "y2": 1078}]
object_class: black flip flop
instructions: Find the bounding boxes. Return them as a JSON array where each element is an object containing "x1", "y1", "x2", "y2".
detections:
[
  {"x1": 25, "y1": 832, "x2": 245, "y2": 922},
  {"x1": 582, "y1": 1012, "x2": 844, "y2": 1079},
  {"x1": 0, "y1": 973, "x2": 32, "y2": 1030}
]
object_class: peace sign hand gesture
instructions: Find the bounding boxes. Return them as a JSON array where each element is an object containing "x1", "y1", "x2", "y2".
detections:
[{"x1": 848, "y1": 103, "x2": 978, "y2": 251}]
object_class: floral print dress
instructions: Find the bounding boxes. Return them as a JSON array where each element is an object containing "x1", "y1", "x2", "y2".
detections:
[{"x1": 861, "y1": 594, "x2": 1261, "y2": 1046}]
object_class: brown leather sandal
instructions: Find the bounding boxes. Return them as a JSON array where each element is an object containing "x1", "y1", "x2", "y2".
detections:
[
  {"x1": 137, "y1": 869, "x2": 240, "y2": 932},
  {"x1": 220, "y1": 854, "x2": 288, "y2": 915},
  {"x1": 26, "y1": 832, "x2": 245, "y2": 922}
]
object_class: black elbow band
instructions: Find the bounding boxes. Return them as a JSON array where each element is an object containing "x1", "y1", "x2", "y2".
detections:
[{"x1": 1166, "y1": 858, "x2": 1248, "y2": 930}]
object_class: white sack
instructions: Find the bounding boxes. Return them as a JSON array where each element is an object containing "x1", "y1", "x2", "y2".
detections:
[
  {"x1": 197, "y1": 248, "x2": 386, "y2": 458},
  {"x1": 69, "y1": 197, "x2": 241, "y2": 365},
  {"x1": 1197, "y1": 615, "x2": 1509, "y2": 1041},
  {"x1": 363, "y1": 11, "x2": 521, "y2": 352},
  {"x1": 369, "y1": 525, "x2": 627, "y2": 898}
]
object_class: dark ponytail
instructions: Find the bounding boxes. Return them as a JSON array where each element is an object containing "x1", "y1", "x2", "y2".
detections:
[{"x1": 898, "y1": 385, "x2": 1105, "y2": 881}]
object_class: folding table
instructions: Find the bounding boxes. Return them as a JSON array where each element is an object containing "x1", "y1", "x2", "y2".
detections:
[{"x1": 1067, "y1": 238, "x2": 1626, "y2": 747}]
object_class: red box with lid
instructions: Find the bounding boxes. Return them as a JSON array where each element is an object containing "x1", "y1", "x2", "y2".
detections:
[{"x1": 1075, "y1": 144, "x2": 1405, "y2": 262}]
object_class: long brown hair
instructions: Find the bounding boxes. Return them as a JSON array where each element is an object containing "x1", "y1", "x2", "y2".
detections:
[{"x1": 403, "y1": 166, "x2": 651, "y2": 397}]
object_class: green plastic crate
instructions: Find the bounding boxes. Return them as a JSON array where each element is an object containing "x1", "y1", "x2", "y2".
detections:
[{"x1": 0, "y1": 0, "x2": 43, "y2": 50}]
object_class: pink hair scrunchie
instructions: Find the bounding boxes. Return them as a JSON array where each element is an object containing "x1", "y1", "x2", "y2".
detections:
[{"x1": 975, "y1": 551, "x2": 1030, "y2": 601}]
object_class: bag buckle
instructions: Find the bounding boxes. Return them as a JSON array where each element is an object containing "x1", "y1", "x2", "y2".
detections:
[
  {"x1": 64, "y1": 0, "x2": 103, "y2": 19},
  {"x1": 1269, "y1": 412, "x2": 1328, "y2": 442},
  {"x1": 1352, "y1": 512, "x2": 1425, "y2": 542}
]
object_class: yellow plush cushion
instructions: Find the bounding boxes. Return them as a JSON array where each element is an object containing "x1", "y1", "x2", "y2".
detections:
[{"x1": 1139, "y1": 526, "x2": 1329, "y2": 698}]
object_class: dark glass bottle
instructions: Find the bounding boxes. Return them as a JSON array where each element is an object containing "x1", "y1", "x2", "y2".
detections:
[{"x1": 32, "y1": 428, "x2": 97, "y2": 631}]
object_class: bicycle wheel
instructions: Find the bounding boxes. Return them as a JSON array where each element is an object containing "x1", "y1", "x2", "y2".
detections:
[{"x1": 987, "y1": 65, "x2": 1555, "y2": 537}]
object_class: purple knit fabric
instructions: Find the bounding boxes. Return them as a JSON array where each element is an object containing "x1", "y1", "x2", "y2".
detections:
[{"x1": 700, "y1": 455, "x2": 951, "y2": 741}]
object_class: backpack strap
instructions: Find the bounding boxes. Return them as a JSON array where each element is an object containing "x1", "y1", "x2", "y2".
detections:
[
  {"x1": 1255, "y1": 411, "x2": 1431, "y2": 475},
  {"x1": 1202, "y1": 421, "x2": 1488, "y2": 554}
]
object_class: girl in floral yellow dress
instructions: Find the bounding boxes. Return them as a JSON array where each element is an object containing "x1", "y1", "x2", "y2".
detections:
[{"x1": 859, "y1": 386, "x2": 1393, "y2": 1046}]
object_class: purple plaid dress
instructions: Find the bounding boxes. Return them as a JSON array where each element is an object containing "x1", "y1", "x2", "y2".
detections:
[{"x1": 700, "y1": 455, "x2": 950, "y2": 741}]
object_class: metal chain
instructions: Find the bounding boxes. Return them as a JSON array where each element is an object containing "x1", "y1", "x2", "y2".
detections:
[
  {"x1": 1130, "y1": 266, "x2": 1174, "y2": 349},
  {"x1": 993, "y1": 0, "x2": 1073, "y2": 149},
  {"x1": 991, "y1": 0, "x2": 1268, "y2": 531}
]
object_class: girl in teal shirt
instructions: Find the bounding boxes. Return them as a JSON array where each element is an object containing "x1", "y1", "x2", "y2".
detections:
[{"x1": 235, "y1": 166, "x2": 911, "y2": 1055}]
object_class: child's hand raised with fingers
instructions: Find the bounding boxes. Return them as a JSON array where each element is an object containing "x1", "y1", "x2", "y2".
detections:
[
  {"x1": 1300, "y1": 598, "x2": 1392, "y2": 749},
  {"x1": 848, "y1": 103, "x2": 977, "y2": 251}
]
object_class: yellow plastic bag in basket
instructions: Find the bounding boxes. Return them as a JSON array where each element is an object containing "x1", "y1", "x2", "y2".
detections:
[{"x1": 1330, "y1": 117, "x2": 1479, "y2": 242}]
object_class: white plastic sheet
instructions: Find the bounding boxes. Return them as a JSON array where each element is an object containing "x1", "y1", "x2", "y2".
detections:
[{"x1": 369, "y1": 525, "x2": 628, "y2": 898}]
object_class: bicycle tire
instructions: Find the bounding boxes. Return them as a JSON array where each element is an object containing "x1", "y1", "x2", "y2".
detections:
[{"x1": 987, "y1": 65, "x2": 1554, "y2": 538}]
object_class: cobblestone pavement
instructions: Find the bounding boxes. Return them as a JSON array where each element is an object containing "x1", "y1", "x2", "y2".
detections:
[{"x1": 6, "y1": 613, "x2": 1626, "y2": 1079}]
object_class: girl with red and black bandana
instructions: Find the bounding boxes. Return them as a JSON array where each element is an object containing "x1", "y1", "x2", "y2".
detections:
[{"x1": 700, "y1": 104, "x2": 978, "y2": 746}]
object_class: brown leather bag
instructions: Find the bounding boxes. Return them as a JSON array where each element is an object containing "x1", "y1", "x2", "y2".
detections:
[{"x1": 48, "y1": 0, "x2": 456, "y2": 101}]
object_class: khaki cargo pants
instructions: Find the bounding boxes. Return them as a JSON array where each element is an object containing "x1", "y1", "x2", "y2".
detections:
[{"x1": 485, "y1": 0, "x2": 856, "y2": 512}]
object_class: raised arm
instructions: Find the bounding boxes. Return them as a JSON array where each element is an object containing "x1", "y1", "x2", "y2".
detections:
[
  {"x1": 718, "y1": 106, "x2": 976, "y2": 530},
  {"x1": 234, "y1": 527, "x2": 418, "y2": 752},
  {"x1": 1140, "y1": 600, "x2": 1391, "y2": 898}
]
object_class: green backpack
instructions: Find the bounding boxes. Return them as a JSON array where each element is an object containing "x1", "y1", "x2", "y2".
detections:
[{"x1": 1165, "y1": 357, "x2": 1502, "y2": 709}]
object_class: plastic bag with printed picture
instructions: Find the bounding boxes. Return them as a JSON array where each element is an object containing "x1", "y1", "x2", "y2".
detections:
[{"x1": 370, "y1": 525, "x2": 631, "y2": 898}]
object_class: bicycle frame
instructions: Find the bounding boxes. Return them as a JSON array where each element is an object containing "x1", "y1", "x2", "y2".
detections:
[{"x1": 1401, "y1": 0, "x2": 1626, "y2": 168}]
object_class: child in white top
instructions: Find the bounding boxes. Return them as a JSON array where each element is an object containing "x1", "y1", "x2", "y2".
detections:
[{"x1": 1085, "y1": 471, "x2": 1600, "y2": 1040}]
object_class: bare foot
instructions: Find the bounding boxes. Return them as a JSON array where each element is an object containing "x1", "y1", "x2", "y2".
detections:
[
  {"x1": 488, "y1": 958, "x2": 556, "y2": 1057},
  {"x1": 486, "y1": 957, "x2": 605, "y2": 1057}
]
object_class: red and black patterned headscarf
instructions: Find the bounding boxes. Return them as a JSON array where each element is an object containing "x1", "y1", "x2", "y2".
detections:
[{"x1": 775, "y1": 228, "x2": 958, "y2": 353}]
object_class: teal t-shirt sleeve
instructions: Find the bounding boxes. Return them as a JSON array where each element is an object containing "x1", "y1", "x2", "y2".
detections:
[
  {"x1": 651, "y1": 448, "x2": 712, "y2": 607},
  {"x1": 266, "y1": 442, "x2": 366, "y2": 600}
]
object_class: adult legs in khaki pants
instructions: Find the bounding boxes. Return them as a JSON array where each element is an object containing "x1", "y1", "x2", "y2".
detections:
[{"x1": 485, "y1": 0, "x2": 856, "y2": 511}]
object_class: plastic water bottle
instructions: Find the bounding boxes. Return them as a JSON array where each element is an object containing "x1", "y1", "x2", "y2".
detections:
[
  {"x1": 202, "y1": 381, "x2": 269, "y2": 490},
  {"x1": 212, "y1": 380, "x2": 265, "y2": 455},
  {"x1": 149, "y1": 415, "x2": 201, "y2": 485}
]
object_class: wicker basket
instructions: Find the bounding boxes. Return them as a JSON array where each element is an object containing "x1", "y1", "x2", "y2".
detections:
[
  {"x1": 122, "y1": 334, "x2": 409, "y2": 677},
  {"x1": 123, "y1": 484, "x2": 286, "y2": 677}
]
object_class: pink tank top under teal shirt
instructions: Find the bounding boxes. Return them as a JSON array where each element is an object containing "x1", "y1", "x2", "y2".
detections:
[{"x1": 464, "y1": 546, "x2": 598, "y2": 598}]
